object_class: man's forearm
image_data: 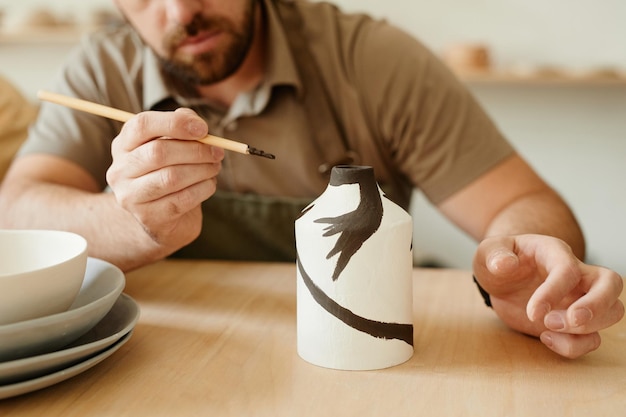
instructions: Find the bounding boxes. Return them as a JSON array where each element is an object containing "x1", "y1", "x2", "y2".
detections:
[
  {"x1": 0, "y1": 180, "x2": 169, "y2": 271},
  {"x1": 483, "y1": 189, "x2": 585, "y2": 260}
]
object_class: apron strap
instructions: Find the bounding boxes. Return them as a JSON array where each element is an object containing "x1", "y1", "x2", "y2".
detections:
[{"x1": 274, "y1": 0, "x2": 358, "y2": 175}]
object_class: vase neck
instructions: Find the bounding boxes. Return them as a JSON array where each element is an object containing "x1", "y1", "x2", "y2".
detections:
[{"x1": 329, "y1": 166, "x2": 375, "y2": 186}]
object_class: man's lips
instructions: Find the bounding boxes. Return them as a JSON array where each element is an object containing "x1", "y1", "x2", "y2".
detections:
[{"x1": 176, "y1": 30, "x2": 223, "y2": 55}]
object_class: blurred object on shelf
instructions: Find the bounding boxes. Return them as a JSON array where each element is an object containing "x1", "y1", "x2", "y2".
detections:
[
  {"x1": 502, "y1": 63, "x2": 626, "y2": 82},
  {"x1": 508, "y1": 64, "x2": 567, "y2": 79},
  {"x1": 0, "y1": 6, "x2": 123, "y2": 43},
  {"x1": 88, "y1": 8, "x2": 124, "y2": 29},
  {"x1": 20, "y1": 8, "x2": 75, "y2": 29},
  {"x1": 442, "y1": 43, "x2": 491, "y2": 74},
  {"x1": 575, "y1": 66, "x2": 624, "y2": 80}
]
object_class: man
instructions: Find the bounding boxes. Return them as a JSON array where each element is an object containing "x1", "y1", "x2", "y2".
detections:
[{"x1": 0, "y1": 0, "x2": 622, "y2": 359}]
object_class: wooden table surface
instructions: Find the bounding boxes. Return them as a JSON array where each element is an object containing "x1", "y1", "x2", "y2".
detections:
[{"x1": 1, "y1": 259, "x2": 625, "y2": 416}]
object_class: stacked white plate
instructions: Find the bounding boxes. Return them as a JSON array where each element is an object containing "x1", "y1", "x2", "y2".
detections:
[{"x1": 0, "y1": 258, "x2": 139, "y2": 399}]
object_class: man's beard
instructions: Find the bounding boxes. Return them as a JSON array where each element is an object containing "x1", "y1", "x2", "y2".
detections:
[{"x1": 159, "y1": 3, "x2": 256, "y2": 86}]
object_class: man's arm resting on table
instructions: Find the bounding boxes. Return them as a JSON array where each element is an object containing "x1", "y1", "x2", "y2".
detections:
[
  {"x1": 439, "y1": 153, "x2": 584, "y2": 257},
  {"x1": 437, "y1": 153, "x2": 624, "y2": 358},
  {"x1": 0, "y1": 154, "x2": 177, "y2": 272}
]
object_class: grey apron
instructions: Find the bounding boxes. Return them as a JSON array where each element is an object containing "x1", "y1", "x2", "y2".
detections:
[{"x1": 171, "y1": 0, "x2": 357, "y2": 262}]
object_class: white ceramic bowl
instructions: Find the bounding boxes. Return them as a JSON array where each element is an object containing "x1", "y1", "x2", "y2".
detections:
[
  {"x1": 0, "y1": 230, "x2": 88, "y2": 325},
  {"x1": 0, "y1": 257, "x2": 126, "y2": 361}
]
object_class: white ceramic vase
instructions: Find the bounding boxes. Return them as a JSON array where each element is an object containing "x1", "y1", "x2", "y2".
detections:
[{"x1": 295, "y1": 165, "x2": 414, "y2": 370}]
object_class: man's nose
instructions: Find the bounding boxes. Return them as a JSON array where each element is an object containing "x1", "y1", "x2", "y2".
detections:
[{"x1": 164, "y1": 0, "x2": 204, "y2": 26}]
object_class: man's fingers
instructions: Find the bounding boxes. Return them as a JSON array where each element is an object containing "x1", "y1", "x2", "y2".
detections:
[
  {"x1": 539, "y1": 331, "x2": 601, "y2": 359},
  {"x1": 564, "y1": 268, "x2": 624, "y2": 331},
  {"x1": 528, "y1": 265, "x2": 624, "y2": 328},
  {"x1": 526, "y1": 262, "x2": 582, "y2": 322},
  {"x1": 116, "y1": 109, "x2": 208, "y2": 151},
  {"x1": 542, "y1": 300, "x2": 625, "y2": 334}
]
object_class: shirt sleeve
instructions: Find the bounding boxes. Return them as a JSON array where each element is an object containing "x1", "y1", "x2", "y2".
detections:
[
  {"x1": 16, "y1": 30, "x2": 140, "y2": 190},
  {"x1": 349, "y1": 20, "x2": 515, "y2": 204}
]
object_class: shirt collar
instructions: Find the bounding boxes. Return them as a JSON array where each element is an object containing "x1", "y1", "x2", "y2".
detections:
[
  {"x1": 142, "y1": 47, "x2": 171, "y2": 111},
  {"x1": 140, "y1": 0, "x2": 302, "y2": 112}
]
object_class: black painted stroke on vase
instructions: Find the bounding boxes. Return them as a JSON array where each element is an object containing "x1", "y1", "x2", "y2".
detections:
[
  {"x1": 297, "y1": 257, "x2": 413, "y2": 346},
  {"x1": 314, "y1": 167, "x2": 383, "y2": 281}
]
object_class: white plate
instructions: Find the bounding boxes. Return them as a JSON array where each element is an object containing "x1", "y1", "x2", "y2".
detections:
[
  {"x1": 0, "y1": 294, "x2": 139, "y2": 385},
  {"x1": 0, "y1": 258, "x2": 125, "y2": 361},
  {"x1": 0, "y1": 330, "x2": 133, "y2": 400}
]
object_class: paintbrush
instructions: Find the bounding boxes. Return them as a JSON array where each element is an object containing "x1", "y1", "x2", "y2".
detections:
[{"x1": 37, "y1": 90, "x2": 276, "y2": 160}]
